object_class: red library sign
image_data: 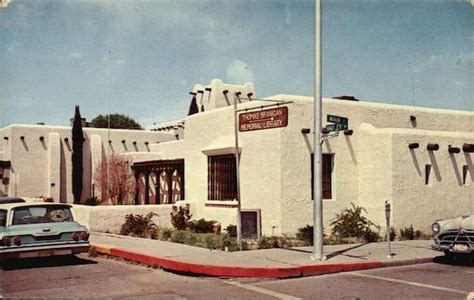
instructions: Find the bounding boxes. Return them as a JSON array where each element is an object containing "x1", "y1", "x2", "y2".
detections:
[{"x1": 239, "y1": 106, "x2": 288, "y2": 132}]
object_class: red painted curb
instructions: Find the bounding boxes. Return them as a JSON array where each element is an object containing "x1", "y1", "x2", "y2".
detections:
[
  {"x1": 110, "y1": 248, "x2": 302, "y2": 278},
  {"x1": 108, "y1": 247, "x2": 389, "y2": 279}
]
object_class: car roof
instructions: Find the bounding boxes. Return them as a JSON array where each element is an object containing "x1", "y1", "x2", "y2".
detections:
[
  {"x1": 0, "y1": 197, "x2": 27, "y2": 204},
  {"x1": 0, "y1": 202, "x2": 72, "y2": 210}
]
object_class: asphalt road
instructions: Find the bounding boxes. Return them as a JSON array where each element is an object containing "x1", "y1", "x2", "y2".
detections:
[{"x1": 1, "y1": 254, "x2": 473, "y2": 299}]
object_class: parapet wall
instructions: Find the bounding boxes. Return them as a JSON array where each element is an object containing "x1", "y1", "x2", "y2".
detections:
[{"x1": 72, "y1": 200, "x2": 195, "y2": 234}]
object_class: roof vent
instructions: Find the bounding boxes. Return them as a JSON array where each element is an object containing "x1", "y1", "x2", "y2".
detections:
[{"x1": 332, "y1": 95, "x2": 359, "y2": 101}]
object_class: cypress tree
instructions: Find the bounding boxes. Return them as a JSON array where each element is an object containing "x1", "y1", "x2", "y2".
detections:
[
  {"x1": 72, "y1": 105, "x2": 84, "y2": 204},
  {"x1": 187, "y1": 96, "x2": 199, "y2": 116}
]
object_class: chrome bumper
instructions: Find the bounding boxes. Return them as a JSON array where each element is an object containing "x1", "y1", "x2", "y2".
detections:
[
  {"x1": 0, "y1": 242, "x2": 90, "y2": 259},
  {"x1": 432, "y1": 243, "x2": 473, "y2": 254}
]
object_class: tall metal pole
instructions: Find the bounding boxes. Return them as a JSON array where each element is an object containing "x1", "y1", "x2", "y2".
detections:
[
  {"x1": 312, "y1": 0, "x2": 325, "y2": 261},
  {"x1": 233, "y1": 94, "x2": 243, "y2": 251}
]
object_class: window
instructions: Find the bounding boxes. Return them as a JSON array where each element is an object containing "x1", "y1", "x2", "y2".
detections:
[
  {"x1": 241, "y1": 210, "x2": 261, "y2": 239},
  {"x1": 311, "y1": 154, "x2": 333, "y2": 200},
  {"x1": 0, "y1": 210, "x2": 6, "y2": 227},
  {"x1": 208, "y1": 154, "x2": 237, "y2": 200},
  {"x1": 12, "y1": 205, "x2": 73, "y2": 225}
]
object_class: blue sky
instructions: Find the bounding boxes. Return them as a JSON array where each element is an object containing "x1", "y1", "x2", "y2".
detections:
[{"x1": 0, "y1": 0, "x2": 472, "y2": 127}]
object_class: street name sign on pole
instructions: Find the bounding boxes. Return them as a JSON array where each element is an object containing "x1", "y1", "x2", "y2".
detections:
[{"x1": 326, "y1": 115, "x2": 349, "y2": 132}]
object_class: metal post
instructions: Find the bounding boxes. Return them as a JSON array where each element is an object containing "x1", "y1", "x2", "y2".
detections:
[
  {"x1": 312, "y1": 0, "x2": 325, "y2": 261},
  {"x1": 385, "y1": 200, "x2": 392, "y2": 258},
  {"x1": 233, "y1": 95, "x2": 243, "y2": 251}
]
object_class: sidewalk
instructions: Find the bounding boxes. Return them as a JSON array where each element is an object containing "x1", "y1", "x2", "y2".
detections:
[{"x1": 90, "y1": 232, "x2": 439, "y2": 279}]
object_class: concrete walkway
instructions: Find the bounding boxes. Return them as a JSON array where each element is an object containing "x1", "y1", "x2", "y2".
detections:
[{"x1": 90, "y1": 232, "x2": 440, "y2": 279}]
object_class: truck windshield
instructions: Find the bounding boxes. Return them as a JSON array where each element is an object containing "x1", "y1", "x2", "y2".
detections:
[{"x1": 12, "y1": 205, "x2": 74, "y2": 225}]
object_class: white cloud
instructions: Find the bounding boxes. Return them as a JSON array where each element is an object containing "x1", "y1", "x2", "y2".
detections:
[
  {"x1": 226, "y1": 59, "x2": 255, "y2": 84},
  {"x1": 0, "y1": 0, "x2": 11, "y2": 9}
]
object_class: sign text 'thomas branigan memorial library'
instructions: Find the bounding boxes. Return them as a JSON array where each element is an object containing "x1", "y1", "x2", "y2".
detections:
[{"x1": 239, "y1": 107, "x2": 288, "y2": 132}]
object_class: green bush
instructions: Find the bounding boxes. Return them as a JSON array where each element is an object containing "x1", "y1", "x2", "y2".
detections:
[
  {"x1": 330, "y1": 203, "x2": 381, "y2": 242},
  {"x1": 390, "y1": 226, "x2": 396, "y2": 241},
  {"x1": 185, "y1": 233, "x2": 198, "y2": 245},
  {"x1": 296, "y1": 225, "x2": 313, "y2": 245},
  {"x1": 399, "y1": 225, "x2": 421, "y2": 240},
  {"x1": 189, "y1": 218, "x2": 216, "y2": 233},
  {"x1": 170, "y1": 204, "x2": 192, "y2": 230},
  {"x1": 257, "y1": 236, "x2": 271, "y2": 249},
  {"x1": 171, "y1": 230, "x2": 187, "y2": 244},
  {"x1": 120, "y1": 212, "x2": 157, "y2": 238},
  {"x1": 205, "y1": 235, "x2": 217, "y2": 249},
  {"x1": 85, "y1": 196, "x2": 100, "y2": 206},
  {"x1": 161, "y1": 228, "x2": 173, "y2": 241},
  {"x1": 226, "y1": 224, "x2": 237, "y2": 237},
  {"x1": 221, "y1": 235, "x2": 238, "y2": 251}
]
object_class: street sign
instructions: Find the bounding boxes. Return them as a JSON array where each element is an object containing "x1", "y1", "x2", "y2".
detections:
[
  {"x1": 325, "y1": 123, "x2": 347, "y2": 132},
  {"x1": 327, "y1": 115, "x2": 348, "y2": 125},
  {"x1": 326, "y1": 114, "x2": 348, "y2": 132},
  {"x1": 239, "y1": 106, "x2": 288, "y2": 132}
]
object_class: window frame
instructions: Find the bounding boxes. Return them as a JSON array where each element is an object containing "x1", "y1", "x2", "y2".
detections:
[
  {"x1": 311, "y1": 153, "x2": 334, "y2": 200},
  {"x1": 208, "y1": 154, "x2": 238, "y2": 201}
]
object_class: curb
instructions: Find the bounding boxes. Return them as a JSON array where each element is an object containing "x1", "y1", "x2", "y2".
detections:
[{"x1": 90, "y1": 243, "x2": 435, "y2": 279}]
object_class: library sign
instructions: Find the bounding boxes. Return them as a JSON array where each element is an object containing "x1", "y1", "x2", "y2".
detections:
[{"x1": 239, "y1": 106, "x2": 288, "y2": 132}]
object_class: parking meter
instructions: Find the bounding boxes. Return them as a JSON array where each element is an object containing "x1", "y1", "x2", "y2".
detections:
[
  {"x1": 385, "y1": 200, "x2": 392, "y2": 258},
  {"x1": 385, "y1": 200, "x2": 391, "y2": 220}
]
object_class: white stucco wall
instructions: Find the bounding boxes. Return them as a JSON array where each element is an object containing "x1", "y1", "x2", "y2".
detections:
[
  {"x1": 72, "y1": 201, "x2": 195, "y2": 233},
  {"x1": 0, "y1": 124, "x2": 175, "y2": 203},
  {"x1": 2, "y1": 88, "x2": 473, "y2": 237}
]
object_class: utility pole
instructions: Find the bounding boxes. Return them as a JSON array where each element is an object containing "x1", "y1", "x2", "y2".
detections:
[
  {"x1": 312, "y1": 0, "x2": 325, "y2": 261},
  {"x1": 234, "y1": 94, "x2": 243, "y2": 251}
]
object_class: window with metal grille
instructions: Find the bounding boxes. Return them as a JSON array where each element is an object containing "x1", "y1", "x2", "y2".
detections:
[
  {"x1": 311, "y1": 153, "x2": 333, "y2": 199},
  {"x1": 208, "y1": 154, "x2": 237, "y2": 200}
]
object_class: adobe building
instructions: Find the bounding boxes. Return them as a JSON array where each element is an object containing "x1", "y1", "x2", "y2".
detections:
[{"x1": 1, "y1": 79, "x2": 473, "y2": 237}]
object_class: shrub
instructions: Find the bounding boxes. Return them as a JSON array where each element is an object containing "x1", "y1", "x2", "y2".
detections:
[
  {"x1": 296, "y1": 225, "x2": 314, "y2": 245},
  {"x1": 226, "y1": 224, "x2": 237, "y2": 237},
  {"x1": 221, "y1": 235, "x2": 238, "y2": 251},
  {"x1": 171, "y1": 230, "x2": 187, "y2": 244},
  {"x1": 185, "y1": 233, "x2": 199, "y2": 246},
  {"x1": 205, "y1": 235, "x2": 217, "y2": 250},
  {"x1": 161, "y1": 228, "x2": 173, "y2": 241},
  {"x1": 170, "y1": 204, "x2": 192, "y2": 230},
  {"x1": 189, "y1": 218, "x2": 216, "y2": 233},
  {"x1": 362, "y1": 229, "x2": 380, "y2": 243},
  {"x1": 85, "y1": 196, "x2": 100, "y2": 206},
  {"x1": 390, "y1": 226, "x2": 396, "y2": 241},
  {"x1": 399, "y1": 225, "x2": 422, "y2": 240},
  {"x1": 120, "y1": 212, "x2": 157, "y2": 238},
  {"x1": 330, "y1": 203, "x2": 381, "y2": 242}
]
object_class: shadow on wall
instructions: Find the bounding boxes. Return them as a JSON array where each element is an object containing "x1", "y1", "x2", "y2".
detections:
[
  {"x1": 410, "y1": 149, "x2": 421, "y2": 176},
  {"x1": 428, "y1": 151, "x2": 442, "y2": 182},
  {"x1": 40, "y1": 137, "x2": 47, "y2": 150},
  {"x1": 345, "y1": 135, "x2": 358, "y2": 164},
  {"x1": 21, "y1": 137, "x2": 29, "y2": 151},
  {"x1": 449, "y1": 153, "x2": 463, "y2": 186},
  {"x1": 465, "y1": 152, "x2": 473, "y2": 184}
]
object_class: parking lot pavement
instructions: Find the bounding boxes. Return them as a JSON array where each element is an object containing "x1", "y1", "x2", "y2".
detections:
[
  {"x1": 247, "y1": 261, "x2": 474, "y2": 299},
  {"x1": 1, "y1": 254, "x2": 473, "y2": 299}
]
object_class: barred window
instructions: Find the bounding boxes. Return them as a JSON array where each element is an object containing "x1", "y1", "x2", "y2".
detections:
[
  {"x1": 311, "y1": 154, "x2": 333, "y2": 199},
  {"x1": 208, "y1": 154, "x2": 237, "y2": 200}
]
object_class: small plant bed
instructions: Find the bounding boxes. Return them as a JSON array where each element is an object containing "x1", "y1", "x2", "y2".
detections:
[{"x1": 117, "y1": 204, "x2": 430, "y2": 252}]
